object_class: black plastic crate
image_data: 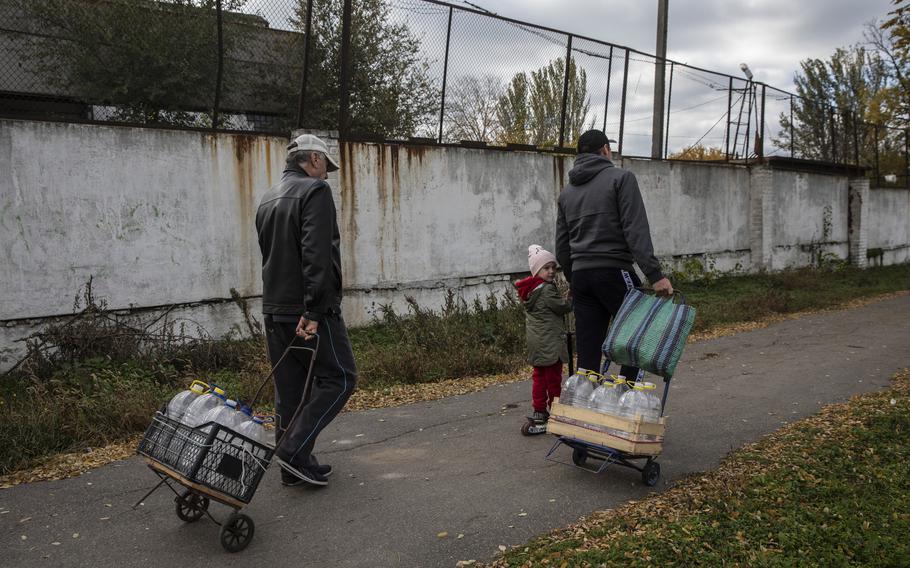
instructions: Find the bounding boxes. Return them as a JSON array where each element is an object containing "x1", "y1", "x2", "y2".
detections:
[{"x1": 137, "y1": 412, "x2": 274, "y2": 504}]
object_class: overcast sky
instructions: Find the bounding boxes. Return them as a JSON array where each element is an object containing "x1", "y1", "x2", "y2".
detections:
[
  {"x1": 469, "y1": 0, "x2": 894, "y2": 89},
  {"x1": 433, "y1": 0, "x2": 897, "y2": 155},
  {"x1": 248, "y1": 0, "x2": 897, "y2": 155}
]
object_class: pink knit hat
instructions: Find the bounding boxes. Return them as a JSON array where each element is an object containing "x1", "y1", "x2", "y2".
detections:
[{"x1": 528, "y1": 244, "x2": 557, "y2": 277}]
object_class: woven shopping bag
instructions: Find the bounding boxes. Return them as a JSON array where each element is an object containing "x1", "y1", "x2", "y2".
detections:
[{"x1": 602, "y1": 288, "x2": 696, "y2": 379}]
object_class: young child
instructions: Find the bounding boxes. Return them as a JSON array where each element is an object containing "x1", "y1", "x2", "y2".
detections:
[{"x1": 514, "y1": 244, "x2": 573, "y2": 428}]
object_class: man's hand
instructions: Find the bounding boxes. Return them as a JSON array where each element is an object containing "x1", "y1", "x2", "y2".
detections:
[
  {"x1": 296, "y1": 316, "x2": 319, "y2": 340},
  {"x1": 653, "y1": 277, "x2": 674, "y2": 297}
]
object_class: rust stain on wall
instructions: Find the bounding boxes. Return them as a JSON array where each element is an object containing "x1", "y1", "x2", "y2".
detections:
[
  {"x1": 404, "y1": 144, "x2": 428, "y2": 168},
  {"x1": 375, "y1": 146, "x2": 388, "y2": 278},
  {"x1": 553, "y1": 155, "x2": 567, "y2": 195},
  {"x1": 340, "y1": 142, "x2": 359, "y2": 281},
  {"x1": 232, "y1": 134, "x2": 259, "y2": 291}
]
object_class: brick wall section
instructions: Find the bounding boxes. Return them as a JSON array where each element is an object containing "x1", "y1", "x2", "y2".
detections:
[
  {"x1": 749, "y1": 165, "x2": 774, "y2": 271},
  {"x1": 848, "y1": 177, "x2": 870, "y2": 268}
]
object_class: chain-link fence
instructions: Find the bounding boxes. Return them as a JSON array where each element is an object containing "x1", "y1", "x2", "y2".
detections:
[{"x1": 1, "y1": 0, "x2": 908, "y2": 185}]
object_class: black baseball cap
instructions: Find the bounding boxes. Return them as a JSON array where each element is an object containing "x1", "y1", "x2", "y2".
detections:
[{"x1": 577, "y1": 129, "x2": 617, "y2": 154}]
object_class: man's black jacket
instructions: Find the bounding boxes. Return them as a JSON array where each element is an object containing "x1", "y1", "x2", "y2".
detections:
[{"x1": 255, "y1": 164, "x2": 342, "y2": 321}]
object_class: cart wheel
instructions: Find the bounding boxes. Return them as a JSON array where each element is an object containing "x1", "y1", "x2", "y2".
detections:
[
  {"x1": 571, "y1": 448, "x2": 588, "y2": 466},
  {"x1": 175, "y1": 490, "x2": 209, "y2": 523},
  {"x1": 520, "y1": 421, "x2": 532, "y2": 436},
  {"x1": 642, "y1": 461, "x2": 661, "y2": 487},
  {"x1": 220, "y1": 513, "x2": 255, "y2": 553}
]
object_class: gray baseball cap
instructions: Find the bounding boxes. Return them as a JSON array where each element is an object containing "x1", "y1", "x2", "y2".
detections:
[{"x1": 287, "y1": 134, "x2": 340, "y2": 172}]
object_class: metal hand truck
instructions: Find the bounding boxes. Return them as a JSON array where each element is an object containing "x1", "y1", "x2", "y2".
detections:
[{"x1": 134, "y1": 334, "x2": 318, "y2": 552}]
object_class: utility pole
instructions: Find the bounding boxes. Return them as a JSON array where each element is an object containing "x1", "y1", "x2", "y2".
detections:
[{"x1": 651, "y1": 0, "x2": 669, "y2": 159}]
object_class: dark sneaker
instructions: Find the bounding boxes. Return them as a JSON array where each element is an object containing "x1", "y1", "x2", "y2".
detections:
[
  {"x1": 275, "y1": 456, "x2": 328, "y2": 486},
  {"x1": 280, "y1": 470, "x2": 306, "y2": 487},
  {"x1": 307, "y1": 456, "x2": 333, "y2": 478},
  {"x1": 532, "y1": 410, "x2": 550, "y2": 423}
]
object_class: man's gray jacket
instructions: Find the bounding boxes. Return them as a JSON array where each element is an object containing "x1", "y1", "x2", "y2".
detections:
[
  {"x1": 555, "y1": 153, "x2": 663, "y2": 283},
  {"x1": 255, "y1": 164, "x2": 342, "y2": 321}
]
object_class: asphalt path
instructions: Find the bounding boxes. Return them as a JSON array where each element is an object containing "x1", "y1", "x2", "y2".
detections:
[{"x1": 2, "y1": 295, "x2": 909, "y2": 568}]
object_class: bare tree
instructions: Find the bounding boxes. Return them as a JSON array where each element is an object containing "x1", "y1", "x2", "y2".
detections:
[{"x1": 444, "y1": 76, "x2": 505, "y2": 142}]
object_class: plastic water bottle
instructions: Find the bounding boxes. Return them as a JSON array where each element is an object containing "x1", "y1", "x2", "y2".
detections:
[
  {"x1": 640, "y1": 381, "x2": 663, "y2": 421},
  {"x1": 237, "y1": 416, "x2": 273, "y2": 450},
  {"x1": 166, "y1": 380, "x2": 209, "y2": 422},
  {"x1": 560, "y1": 368, "x2": 587, "y2": 407},
  {"x1": 573, "y1": 371, "x2": 600, "y2": 408},
  {"x1": 618, "y1": 382, "x2": 662, "y2": 422},
  {"x1": 183, "y1": 385, "x2": 228, "y2": 427},
  {"x1": 589, "y1": 378, "x2": 623, "y2": 415},
  {"x1": 201, "y1": 399, "x2": 245, "y2": 432}
]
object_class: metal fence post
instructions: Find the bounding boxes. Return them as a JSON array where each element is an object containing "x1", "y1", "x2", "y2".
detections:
[
  {"x1": 874, "y1": 124, "x2": 880, "y2": 184},
  {"x1": 296, "y1": 0, "x2": 315, "y2": 129},
  {"x1": 757, "y1": 83, "x2": 765, "y2": 158},
  {"x1": 743, "y1": 81, "x2": 753, "y2": 160},
  {"x1": 437, "y1": 5, "x2": 454, "y2": 143},
  {"x1": 602, "y1": 45, "x2": 613, "y2": 133},
  {"x1": 664, "y1": 62, "x2": 674, "y2": 158},
  {"x1": 338, "y1": 0, "x2": 353, "y2": 139},
  {"x1": 830, "y1": 108, "x2": 838, "y2": 163},
  {"x1": 905, "y1": 128, "x2": 909, "y2": 188},
  {"x1": 618, "y1": 48, "x2": 629, "y2": 156},
  {"x1": 212, "y1": 0, "x2": 224, "y2": 129},
  {"x1": 725, "y1": 76, "x2": 733, "y2": 160},
  {"x1": 790, "y1": 94, "x2": 794, "y2": 158},
  {"x1": 853, "y1": 110, "x2": 860, "y2": 165},
  {"x1": 558, "y1": 34, "x2": 573, "y2": 148}
]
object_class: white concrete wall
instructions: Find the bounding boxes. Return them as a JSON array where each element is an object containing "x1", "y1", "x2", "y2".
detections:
[
  {"x1": 769, "y1": 170, "x2": 850, "y2": 269},
  {"x1": 625, "y1": 158, "x2": 752, "y2": 274},
  {"x1": 2, "y1": 118, "x2": 909, "y2": 370},
  {"x1": 867, "y1": 187, "x2": 910, "y2": 265},
  {"x1": 1, "y1": 119, "x2": 284, "y2": 321}
]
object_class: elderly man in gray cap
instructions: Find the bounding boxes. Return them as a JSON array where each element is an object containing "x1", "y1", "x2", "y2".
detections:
[{"x1": 255, "y1": 133, "x2": 357, "y2": 487}]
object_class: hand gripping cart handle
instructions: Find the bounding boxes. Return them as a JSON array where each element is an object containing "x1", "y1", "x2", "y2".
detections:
[{"x1": 134, "y1": 334, "x2": 318, "y2": 553}]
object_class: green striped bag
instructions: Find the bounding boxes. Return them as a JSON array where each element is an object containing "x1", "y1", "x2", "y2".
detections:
[{"x1": 602, "y1": 288, "x2": 696, "y2": 380}]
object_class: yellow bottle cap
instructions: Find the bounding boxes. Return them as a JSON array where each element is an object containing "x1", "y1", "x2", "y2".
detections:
[{"x1": 190, "y1": 380, "x2": 209, "y2": 395}]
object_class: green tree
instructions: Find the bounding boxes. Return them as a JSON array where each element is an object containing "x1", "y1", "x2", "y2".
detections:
[
  {"x1": 496, "y1": 73, "x2": 530, "y2": 144},
  {"x1": 669, "y1": 144, "x2": 726, "y2": 161},
  {"x1": 280, "y1": 0, "x2": 438, "y2": 138},
  {"x1": 775, "y1": 45, "x2": 890, "y2": 163},
  {"x1": 496, "y1": 57, "x2": 590, "y2": 147},
  {"x1": 15, "y1": 0, "x2": 245, "y2": 126},
  {"x1": 871, "y1": 1, "x2": 910, "y2": 127}
]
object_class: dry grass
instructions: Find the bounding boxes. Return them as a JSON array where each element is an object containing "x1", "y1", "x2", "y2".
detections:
[
  {"x1": 486, "y1": 368, "x2": 910, "y2": 567},
  {"x1": 2, "y1": 289, "x2": 907, "y2": 488}
]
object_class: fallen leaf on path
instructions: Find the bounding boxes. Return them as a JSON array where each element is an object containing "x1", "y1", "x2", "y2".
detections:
[{"x1": 437, "y1": 531, "x2": 448, "y2": 538}]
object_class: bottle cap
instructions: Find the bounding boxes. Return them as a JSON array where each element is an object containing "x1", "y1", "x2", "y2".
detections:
[
  {"x1": 633, "y1": 382, "x2": 657, "y2": 391},
  {"x1": 189, "y1": 380, "x2": 208, "y2": 395},
  {"x1": 238, "y1": 404, "x2": 253, "y2": 416},
  {"x1": 226, "y1": 399, "x2": 238, "y2": 409},
  {"x1": 212, "y1": 385, "x2": 226, "y2": 397}
]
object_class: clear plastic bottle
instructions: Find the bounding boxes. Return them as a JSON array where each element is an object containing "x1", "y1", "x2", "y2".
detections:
[
  {"x1": 589, "y1": 378, "x2": 623, "y2": 415},
  {"x1": 165, "y1": 380, "x2": 209, "y2": 422},
  {"x1": 237, "y1": 416, "x2": 273, "y2": 450},
  {"x1": 613, "y1": 375, "x2": 631, "y2": 396},
  {"x1": 202, "y1": 399, "x2": 245, "y2": 432},
  {"x1": 183, "y1": 385, "x2": 228, "y2": 427},
  {"x1": 640, "y1": 381, "x2": 663, "y2": 421},
  {"x1": 559, "y1": 368, "x2": 587, "y2": 407},
  {"x1": 618, "y1": 382, "x2": 662, "y2": 422},
  {"x1": 573, "y1": 371, "x2": 600, "y2": 408}
]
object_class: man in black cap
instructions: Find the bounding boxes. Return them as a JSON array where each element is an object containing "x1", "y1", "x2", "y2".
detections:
[
  {"x1": 256, "y1": 133, "x2": 358, "y2": 487},
  {"x1": 555, "y1": 129, "x2": 673, "y2": 380}
]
